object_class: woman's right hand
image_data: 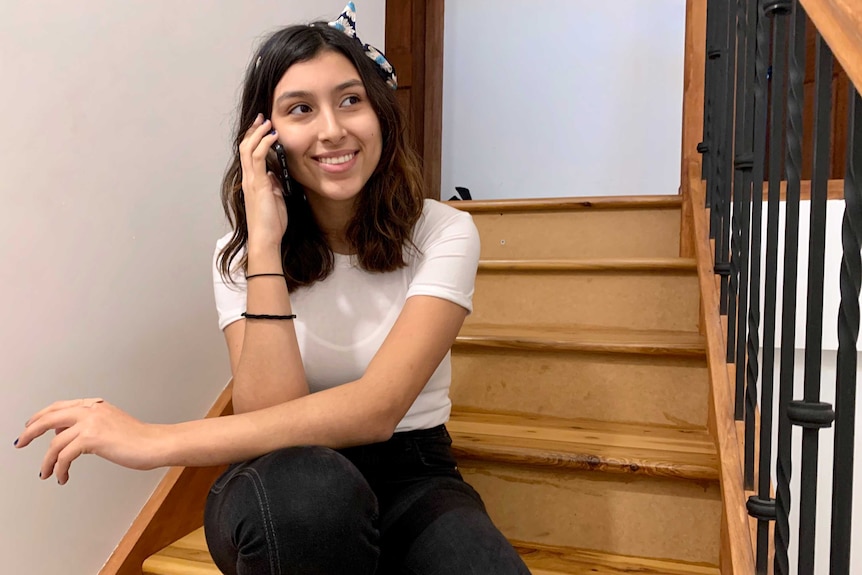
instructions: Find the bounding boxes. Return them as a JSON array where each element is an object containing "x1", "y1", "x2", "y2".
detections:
[{"x1": 240, "y1": 113, "x2": 288, "y2": 251}]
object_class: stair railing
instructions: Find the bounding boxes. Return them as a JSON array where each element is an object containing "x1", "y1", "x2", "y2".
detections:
[{"x1": 686, "y1": 0, "x2": 862, "y2": 573}]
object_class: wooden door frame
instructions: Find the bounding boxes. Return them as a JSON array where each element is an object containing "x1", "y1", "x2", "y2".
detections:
[{"x1": 385, "y1": 0, "x2": 445, "y2": 199}]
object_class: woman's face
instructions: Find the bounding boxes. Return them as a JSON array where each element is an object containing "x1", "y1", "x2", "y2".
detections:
[{"x1": 270, "y1": 50, "x2": 382, "y2": 208}]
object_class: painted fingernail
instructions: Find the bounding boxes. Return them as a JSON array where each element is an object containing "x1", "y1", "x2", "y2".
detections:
[
  {"x1": 38, "y1": 472, "x2": 42, "y2": 478},
  {"x1": 269, "y1": 129, "x2": 276, "y2": 136},
  {"x1": 13, "y1": 438, "x2": 18, "y2": 446}
]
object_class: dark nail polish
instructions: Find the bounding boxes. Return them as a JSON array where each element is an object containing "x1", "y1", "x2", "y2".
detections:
[
  {"x1": 38, "y1": 472, "x2": 42, "y2": 478},
  {"x1": 269, "y1": 129, "x2": 276, "y2": 136},
  {"x1": 13, "y1": 438, "x2": 18, "y2": 446}
]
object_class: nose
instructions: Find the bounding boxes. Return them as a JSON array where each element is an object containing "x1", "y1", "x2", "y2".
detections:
[{"x1": 317, "y1": 106, "x2": 347, "y2": 144}]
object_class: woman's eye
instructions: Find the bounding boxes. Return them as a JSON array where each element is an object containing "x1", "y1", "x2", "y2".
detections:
[
  {"x1": 288, "y1": 104, "x2": 312, "y2": 116},
  {"x1": 341, "y1": 95, "x2": 361, "y2": 107}
]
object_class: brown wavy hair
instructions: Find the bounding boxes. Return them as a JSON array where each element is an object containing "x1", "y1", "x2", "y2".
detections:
[{"x1": 218, "y1": 23, "x2": 425, "y2": 291}]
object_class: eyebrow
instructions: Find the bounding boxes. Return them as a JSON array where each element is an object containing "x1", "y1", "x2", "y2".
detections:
[{"x1": 275, "y1": 79, "x2": 364, "y2": 105}]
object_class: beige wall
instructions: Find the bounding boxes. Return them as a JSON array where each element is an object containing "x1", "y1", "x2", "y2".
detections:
[{"x1": 0, "y1": 1, "x2": 384, "y2": 573}]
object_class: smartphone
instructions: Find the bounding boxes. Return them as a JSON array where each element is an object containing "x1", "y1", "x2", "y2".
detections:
[{"x1": 272, "y1": 142, "x2": 292, "y2": 198}]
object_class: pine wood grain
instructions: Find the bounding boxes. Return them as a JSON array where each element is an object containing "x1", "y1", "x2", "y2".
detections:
[
  {"x1": 514, "y1": 541, "x2": 720, "y2": 575},
  {"x1": 448, "y1": 410, "x2": 719, "y2": 481},
  {"x1": 451, "y1": 346, "x2": 709, "y2": 428},
  {"x1": 687, "y1": 166, "x2": 756, "y2": 574},
  {"x1": 470, "y1": 268, "x2": 700, "y2": 331},
  {"x1": 479, "y1": 258, "x2": 698, "y2": 272},
  {"x1": 447, "y1": 195, "x2": 683, "y2": 213},
  {"x1": 798, "y1": 0, "x2": 862, "y2": 93},
  {"x1": 456, "y1": 324, "x2": 707, "y2": 357}
]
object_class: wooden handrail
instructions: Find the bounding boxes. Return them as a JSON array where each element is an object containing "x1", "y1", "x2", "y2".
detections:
[{"x1": 799, "y1": 0, "x2": 862, "y2": 92}]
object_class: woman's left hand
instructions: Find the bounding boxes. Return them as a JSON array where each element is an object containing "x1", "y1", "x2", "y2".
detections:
[{"x1": 15, "y1": 398, "x2": 166, "y2": 485}]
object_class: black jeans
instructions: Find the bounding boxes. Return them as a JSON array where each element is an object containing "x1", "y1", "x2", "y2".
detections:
[{"x1": 203, "y1": 424, "x2": 530, "y2": 574}]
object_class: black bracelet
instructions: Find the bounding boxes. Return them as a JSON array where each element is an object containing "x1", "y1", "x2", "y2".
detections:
[
  {"x1": 242, "y1": 312, "x2": 297, "y2": 320},
  {"x1": 246, "y1": 273, "x2": 285, "y2": 280}
]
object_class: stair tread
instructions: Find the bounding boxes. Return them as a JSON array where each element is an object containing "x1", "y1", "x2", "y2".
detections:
[
  {"x1": 143, "y1": 529, "x2": 719, "y2": 575},
  {"x1": 457, "y1": 324, "x2": 706, "y2": 356},
  {"x1": 448, "y1": 410, "x2": 718, "y2": 480},
  {"x1": 447, "y1": 195, "x2": 683, "y2": 213},
  {"x1": 514, "y1": 541, "x2": 720, "y2": 574},
  {"x1": 479, "y1": 257, "x2": 697, "y2": 272},
  {"x1": 143, "y1": 527, "x2": 719, "y2": 575}
]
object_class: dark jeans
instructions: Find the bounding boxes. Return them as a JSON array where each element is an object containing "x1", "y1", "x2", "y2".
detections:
[{"x1": 203, "y1": 424, "x2": 530, "y2": 575}]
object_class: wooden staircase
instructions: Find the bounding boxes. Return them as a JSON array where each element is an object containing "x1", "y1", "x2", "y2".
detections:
[{"x1": 141, "y1": 196, "x2": 722, "y2": 574}]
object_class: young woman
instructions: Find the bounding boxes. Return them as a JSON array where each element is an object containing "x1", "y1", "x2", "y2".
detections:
[{"x1": 15, "y1": 4, "x2": 530, "y2": 573}]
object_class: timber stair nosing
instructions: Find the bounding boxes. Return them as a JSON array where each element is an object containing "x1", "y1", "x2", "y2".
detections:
[
  {"x1": 446, "y1": 194, "x2": 683, "y2": 213},
  {"x1": 512, "y1": 540, "x2": 721, "y2": 575},
  {"x1": 451, "y1": 440, "x2": 719, "y2": 481},
  {"x1": 447, "y1": 412, "x2": 719, "y2": 482},
  {"x1": 454, "y1": 334, "x2": 706, "y2": 357},
  {"x1": 478, "y1": 257, "x2": 698, "y2": 273}
]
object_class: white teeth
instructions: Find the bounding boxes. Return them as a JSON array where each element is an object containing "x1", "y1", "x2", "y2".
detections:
[{"x1": 318, "y1": 153, "x2": 355, "y2": 165}]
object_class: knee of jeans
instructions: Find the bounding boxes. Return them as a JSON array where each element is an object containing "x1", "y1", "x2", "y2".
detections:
[{"x1": 209, "y1": 446, "x2": 378, "y2": 536}]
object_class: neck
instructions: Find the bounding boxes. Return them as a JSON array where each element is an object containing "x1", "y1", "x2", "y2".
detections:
[{"x1": 307, "y1": 195, "x2": 355, "y2": 255}]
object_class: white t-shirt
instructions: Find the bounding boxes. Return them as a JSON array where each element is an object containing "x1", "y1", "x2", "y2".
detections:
[{"x1": 212, "y1": 199, "x2": 480, "y2": 432}]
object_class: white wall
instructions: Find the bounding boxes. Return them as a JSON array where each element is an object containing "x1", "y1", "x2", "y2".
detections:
[
  {"x1": 743, "y1": 198, "x2": 862, "y2": 573},
  {"x1": 0, "y1": 2, "x2": 384, "y2": 574},
  {"x1": 441, "y1": 0, "x2": 686, "y2": 200}
]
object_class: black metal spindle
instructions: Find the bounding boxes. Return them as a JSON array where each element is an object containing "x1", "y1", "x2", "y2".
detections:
[
  {"x1": 728, "y1": 0, "x2": 756, "y2": 363},
  {"x1": 733, "y1": 0, "x2": 761, "y2": 420},
  {"x1": 747, "y1": 2, "x2": 791, "y2": 572},
  {"x1": 702, "y1": 0, "x2": 719, "y2": 195},
  {"x1": 773, "y1": 3, "x2": 806, "y2": 574},
  {"x1": 709, "y1": 0, "x2": 730, "y2": 238},
  {"x1": 716, "y1": 0, "x2": 739, "y2": 312},
  {"x1": 741, "y1": 0, "x2": 772, "y2": 488},
  {"x1": 829, "y1": 86, "x2": 862, "y2": 575},
  {"x1": 788, "y1": 33, "x2": 835, "y2": 575}
]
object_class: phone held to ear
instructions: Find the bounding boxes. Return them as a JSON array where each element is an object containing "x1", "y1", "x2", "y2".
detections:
[{"x1": 272, "y1": 142, "x2": 292, "y2": 198}]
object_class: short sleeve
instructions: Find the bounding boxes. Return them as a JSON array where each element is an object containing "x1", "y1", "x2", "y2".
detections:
[
  {"x1": 212, "y1": 232, "x2": 248, "y2": 331},
  {"x1": 405, "y1": 202, "x2": 481, "y2": 314}
]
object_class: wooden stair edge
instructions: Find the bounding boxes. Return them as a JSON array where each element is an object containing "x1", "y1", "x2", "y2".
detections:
[
  {"x1": 100, "y1": 383, "x2": 234, "y2": 575},
  {"x1": 142, "y1": 528, "x2": 722, "y2": 575},
  {"x1": 447, "y1": 411, "x2": 719, "y2": 482},
  {"x1": 456, "y1": 325, "x2": 706, "y2": 357},
  {"x1": 445, "y1": 194, "x2": 683, "y2": 213},
  {"x1": 687, "y1": 167, "x2": 756, "y2": 574},
  {"x1": 478, "y1": 257, "x2": 698, "y2": 272},
  {"x1": 513, "y1": 540, "x2": 721, "y2": 575}
]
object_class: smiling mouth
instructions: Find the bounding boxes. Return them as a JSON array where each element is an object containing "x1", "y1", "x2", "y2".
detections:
[{"x1": 316, "y1": 152, "x2": 357, "y2": 165}]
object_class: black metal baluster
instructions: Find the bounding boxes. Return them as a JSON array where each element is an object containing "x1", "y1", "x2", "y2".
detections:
[
  {"x1": 711, "y1": 0, "x2": 733, "y2": 245},
  {"x1": 747, "y1": 2, "x2": 791, "y2": 572},
  {"x1": 741, "y1": 0, "x2": 772, "y2": 488},
  {"x1": 788, "y1": 32, "x2": 835, "y2": 575},
  {"x1": 773, "y1": 3, "x2": 806, "y2": 574},
  {"x1": 829, "y1": 86, "x2": 861, "y2": 575},
  {"x1": 734, "y1": 0, "x2": 761, "y2": 420},
  {"x1": 701, "y1": 0, "x2": 719, "y2": 194},
  {"x1": 716, "y1": 0, "x2": 738, "y2": 312},
  {"x1": 728, "y1": 0, "x2": 756, "y2": 364}
]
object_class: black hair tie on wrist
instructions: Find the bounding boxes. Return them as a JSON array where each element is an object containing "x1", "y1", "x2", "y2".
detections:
[
  {"x1": 242, "y1": 312, "x2": 297, "y2": 320},
  {"x1": 246, "y1": 273, "x2": 285, "y2": 280}
]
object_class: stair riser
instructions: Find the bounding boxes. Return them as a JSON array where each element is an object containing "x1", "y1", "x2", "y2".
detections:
[
  {"x1": 451, "y1": 349, "x2": 709, "y2": 428},
  {"x1": 468, "y1": 272, "x2": 700, "y2": 331},
  {"x1": 470, "y1": 209, "x2": 681, "y2": 260},
  {"x1": 459, "y1": 462, "x2": 721, "y2": 565}
]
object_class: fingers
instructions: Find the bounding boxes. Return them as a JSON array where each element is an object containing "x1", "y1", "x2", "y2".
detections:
[
  {"x1": 24, "y1": 398, "x2": 100, "y2": 428},
  {"x1": 40, "y1": 427, "x2": 80, "y2": 483},
  {"x1": 239, "y1": 114, "x2": 280, "y2": 187},
  {"x1": 17, "y1": 408, "x2": 84, "y2": 449}
]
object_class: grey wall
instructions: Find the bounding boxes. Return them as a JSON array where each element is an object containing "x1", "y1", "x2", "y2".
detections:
[
  {"x1": 0, "y1": 2, "x2": 384, "y2": 573},
  {"x1": 441, "y1": 0, "x2": 686, "y2": 200}
]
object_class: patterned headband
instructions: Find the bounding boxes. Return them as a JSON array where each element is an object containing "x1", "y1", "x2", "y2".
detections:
[{"x1": 328, "y1": 2, "x2": 398, "y2": 90}]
